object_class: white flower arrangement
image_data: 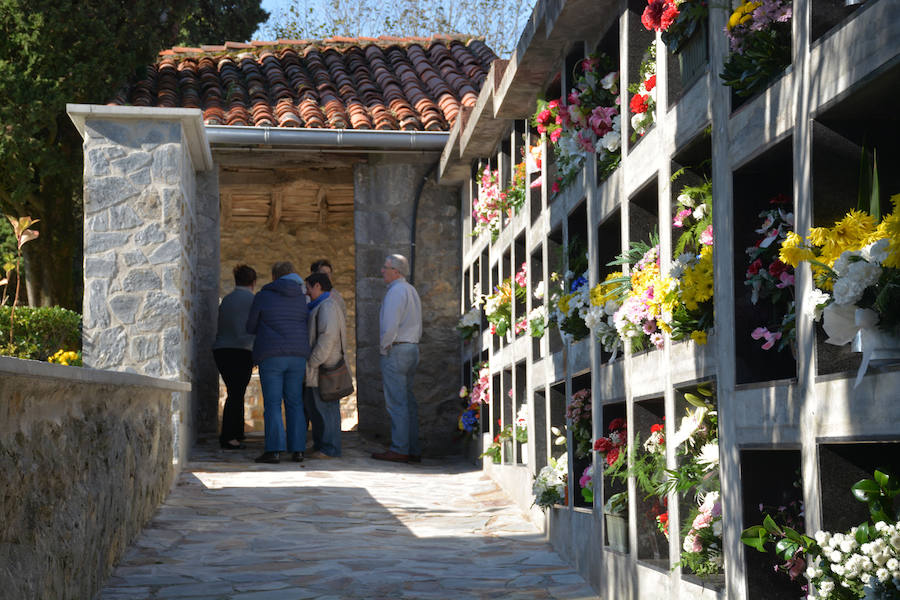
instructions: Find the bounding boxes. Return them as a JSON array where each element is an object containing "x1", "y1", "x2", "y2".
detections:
[{"x1": 532, "y1": 453, "x2": 568, "y2": 509}]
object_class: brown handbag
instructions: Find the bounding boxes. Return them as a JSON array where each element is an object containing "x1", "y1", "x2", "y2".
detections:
[{"x1": 317, "y1": 312, "x2": 354, "y2": 402}]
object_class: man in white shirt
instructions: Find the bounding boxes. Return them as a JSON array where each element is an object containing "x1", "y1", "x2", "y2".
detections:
[{"x1": 372, "y1": 254, "x2": 422, "y2": 463}]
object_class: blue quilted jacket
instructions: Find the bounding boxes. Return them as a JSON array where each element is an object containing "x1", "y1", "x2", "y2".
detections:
[{"x1": 246, "y1": 277, "x2": 310, "y2": 364}]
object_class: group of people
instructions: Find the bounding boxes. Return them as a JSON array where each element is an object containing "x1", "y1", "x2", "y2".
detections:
[{"x1": 211, "y1": 254, "x2": 423, "y2": 464}]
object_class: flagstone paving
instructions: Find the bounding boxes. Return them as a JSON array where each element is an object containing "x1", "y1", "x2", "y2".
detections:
[{"x1": 98, "y1": 432, "x2": 599, "y2": 600}]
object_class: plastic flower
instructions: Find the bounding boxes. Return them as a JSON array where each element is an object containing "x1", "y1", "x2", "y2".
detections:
[{"x1": 641, "y1": 0, "x2": 679, "y2": 31}]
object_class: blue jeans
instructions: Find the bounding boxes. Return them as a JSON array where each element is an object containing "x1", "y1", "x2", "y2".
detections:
[
  {"x1": 304, "y1": 386, "x2": 342, "y2": 457},
  {"x1": 258, "y1": 356, "x2": 307, "y2": 452},
  {"x1": 380, "y1": 343, "x2": 420, "y2": 455}
]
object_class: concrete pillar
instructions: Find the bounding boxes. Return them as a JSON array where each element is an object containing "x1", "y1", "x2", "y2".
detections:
[{"x1": 67, "y1": 105, "x2": 219, "y2": 437}]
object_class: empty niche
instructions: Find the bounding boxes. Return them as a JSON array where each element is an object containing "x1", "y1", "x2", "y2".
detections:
[
  {"x1": 633, "y1": 395, "x2": 670, "y2": 568},
  {"x1": 549, "y1": 380, "x2": 569, "y2": 506},
  {"x1": 491, "y1": 371, "x2": 502, "y2": 460},
  {"x1": 515, "y1": 361, "x2": 528, "y2": 465},
  {"x1": 600, "y1": 401, "x2": 629, "y2": 552},
  {"x1": 596, "y1": 206, "x2": 623, "y2": 363},
  {"x1": 533, "y1": 388, "x2": 549, "y2": 471},
  {"x1": 740, "y1": 449, "x2": 805, "y2": 600},
  {"x1": 732, "y1": 138, "x2": 797, "y2": 385},
  {"x1": 531, "y1": 246, "x2": 545, "y2": 360},
  {"x1": 569, "y1": 371, "x2": 594, "y2": 509},
  {"x1": 811, "y1": 0, "x2": 868, "y2": 43},
  {"x1": 548, "y1": 225, "x2": 565, "y2": 355},
  {"x1": 626, "y1": 0, "x2": 657, "y2": 148},
  {"x1": 811, "y1": 67, "x2": 900, "y2": 378},
  {"x1": 819, "y1": 441, "x2": 900, "y2": 534}
]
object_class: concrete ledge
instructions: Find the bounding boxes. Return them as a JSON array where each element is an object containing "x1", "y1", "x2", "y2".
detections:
[
  {"x1": 0, "y1": 356, "x2": 191, "y2": 392},
  {"x1": 66, "y1": 104, "x2": 214, "y2": 171}
]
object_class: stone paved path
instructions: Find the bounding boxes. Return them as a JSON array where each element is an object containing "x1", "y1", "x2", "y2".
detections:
[{"x1": 99, "y1": 432, "x2": 599, "y2": 600}]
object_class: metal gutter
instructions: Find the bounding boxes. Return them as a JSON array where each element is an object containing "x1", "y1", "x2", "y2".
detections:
[{"x1": 205, "y1": 125, "x2": 450, "y2": 151}]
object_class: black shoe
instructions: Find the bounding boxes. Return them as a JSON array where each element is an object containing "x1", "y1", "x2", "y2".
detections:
[
  {"x1": 220, "y1": 440, "x2": 246, "y2": 450},
  {"x1": 254, "y1": 451, "x2": 280, "y2": 464},
  {"x1": 291, "y1": 451, "x2": 304, "y2": 462}
]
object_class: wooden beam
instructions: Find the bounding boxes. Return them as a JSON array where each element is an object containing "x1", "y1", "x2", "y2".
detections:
[
  {"x1": 220, "y1": 191, "x2": 232, "y2": 228},
  {"x1": 316, "y1": 186, "x2": 328, "y2": 225},
  {"x1": 267, "y1": 190, "x2": 283, "y2": 231}
]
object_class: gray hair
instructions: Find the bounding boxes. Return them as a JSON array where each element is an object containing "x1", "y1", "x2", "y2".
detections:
[{"x1": 385, "y1": 254, "x2": 409, "y2": 277}]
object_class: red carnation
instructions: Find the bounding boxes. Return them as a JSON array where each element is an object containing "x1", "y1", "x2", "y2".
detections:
[
  {"x1": 768, "y1": 260, "x2": 788, "y2": 277},
  {"x1": 594, "y1": 438, "x2": 614, "y2": 452},
  {"x1": 630, "y1": 93, "x2": 649, "y2": 114},
  {"x1": 747, "y1": 258, "x2": 763, "y2": 276},
  {"x1": 644, "y1": 74, "x2": 657, "y2": 92},
  {"x1": 605, "y1": 447, "x2": 620, "y2": 466},
  {"x1": 641, "y1": 0, "x2": 679, "y2": 31},
  {"x1": 609, "y1": 418, "x2": 626, "y2": 432},
  {"x1": 651, "y1": 423, "x2": 664, "y2": 433}
]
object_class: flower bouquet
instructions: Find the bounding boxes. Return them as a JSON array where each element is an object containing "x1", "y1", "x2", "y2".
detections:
[
  {"x1": 484, "y1": 263, "x2": 528, "y2": 339},
  {"x1": 744, "y1": 193, "x2": 796, "y2": 352},
  {"x1": 593, "y1": 417, "x2": 628, "y2": 472},
  {"x1": 641, "y1": 0, "x2": 709, "y2": 55},
  {"x1": 456, "y1": 306, "x2": 482, "y2": 341},
  {"x1": 533, "y1": 53, "x2": 621, "y2": 194},
  {"x1": 473, "y1": 166, "x2": 502, "y2": 240},
  {"x1": 567, "y1": 388, "x2": 593, "y2": 459},
  {"x1": 610, "y1": 240, "x2": 676, "y2": 351},
  {"x1": 580, "y1": 464, "x2": 595, "y2": 503},
  {"x1": 548, "y1": 271, "x2": 592, "y2": 344},
  {"x1": 721, "y1": 0, "x2": 792, "y2": 98},
  {"x1": 629, "y1": 44, "x2": 657, "y2": 140},
  {"x1": 533, "y1": 453, "x2": 569, "y2": 509},
  {"x1": 457, "y1": 384, "x2": 481, "y2": 439},
  {"x1": 742, "y1": 469, "x2": 900, "y2": 599},
  {"x1": 779, "y1": 194, "x2": 900, "y2": 385},
  {"x1": 585, "y1": 271, "x2": 626, "y2": 356}
]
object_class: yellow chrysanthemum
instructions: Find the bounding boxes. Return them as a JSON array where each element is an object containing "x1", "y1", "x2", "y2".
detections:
[
  {"x1": 727, "y1": 0, "x2": 761, "y2": 30},
  {"x1": 590, "y1": 271, "x2": 624, "y2": 306},
  {"x1": 558, "y1": 293, "x2": 572, "y2": 316},
  {"x1": 691, "y1": 330, "x2": 708, "y2": 345},
  {"x1": 807, "y1": 227, "x2": 829, "y2": 247},
  {"x1": 681, "y1": 247, "x2": 714, "y2": 311},
  {"x1": 779, "y1": 231, "x2": 814, "y2": 267},
  {"x1": 881, "y1": 211, "x2": 900, "y2": 268},
  {"x1": 819, "y1": 210, "x2": 877, "y2": 260}
]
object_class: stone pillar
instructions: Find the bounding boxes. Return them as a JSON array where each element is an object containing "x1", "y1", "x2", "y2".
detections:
[
  {"x1": 354, "y1": 154, "x2": 461, "y2": 456},
  {"x1": 67, "y1": 105, "x2": 217, "y2": 437}
]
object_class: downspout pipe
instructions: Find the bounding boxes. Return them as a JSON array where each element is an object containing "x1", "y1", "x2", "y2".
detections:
[
  {"x1": 409, "y1": 162, "x2": 439, "y2": 286},
  {"x1": 205, "y1": 125, "x2": 450, "y2": 151}
]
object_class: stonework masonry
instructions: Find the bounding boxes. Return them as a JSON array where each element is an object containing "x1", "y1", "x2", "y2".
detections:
[
  {"x1": 71, "y1": 105, "x2": 219, "y2": 436},
  {"x1": 354, "y1": 154, "x2": 462, "y2": 455},
  {"x1": 0, "y1": 357, "x2": 190, "y2": 599}
]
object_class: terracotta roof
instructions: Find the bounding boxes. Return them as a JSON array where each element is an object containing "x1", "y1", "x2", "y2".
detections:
[{"x1": 109, "y1": 36, "x2": 498, "y2": 132}]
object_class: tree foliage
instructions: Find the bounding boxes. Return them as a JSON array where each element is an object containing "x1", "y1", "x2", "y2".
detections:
[
  {"x1": 0, "y1": 0, "x2": 266, "y2": 309},
  {"x1": 263, "y1": 0, "x2": 535, "y2": 58}
]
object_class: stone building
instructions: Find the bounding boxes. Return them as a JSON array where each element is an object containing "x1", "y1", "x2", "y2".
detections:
[{"x1": 68, "y1": 36, "x2": 497, "y2": 455}]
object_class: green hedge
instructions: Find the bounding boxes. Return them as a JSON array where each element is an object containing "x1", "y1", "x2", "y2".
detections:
[{"x1": 0, "y1": 306, "x2": 82, "y2": 361}]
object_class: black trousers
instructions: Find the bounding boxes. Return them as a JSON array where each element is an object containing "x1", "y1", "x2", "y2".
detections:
[{"x1": 213, "y1": 348, "x2": 253, "y2": 443}]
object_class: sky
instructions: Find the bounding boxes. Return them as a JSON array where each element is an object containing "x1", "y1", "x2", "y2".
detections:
[{"x1": 252, "y1": 0, "x2": 290, "y2": 40}]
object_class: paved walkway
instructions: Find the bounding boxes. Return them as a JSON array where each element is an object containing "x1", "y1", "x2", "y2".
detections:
[{"x1": 99, "y1": 432, "x2": 598, "y2": 600}]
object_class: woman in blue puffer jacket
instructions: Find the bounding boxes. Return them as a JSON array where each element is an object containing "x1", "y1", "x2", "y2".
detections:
[{"x1": 246, "y1": 261, "x2": 311, "y2": 464}]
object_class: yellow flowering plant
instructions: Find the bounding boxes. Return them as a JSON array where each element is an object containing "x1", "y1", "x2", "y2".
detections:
[
  {"x1": 48, "y1": 349, "x2": 82, "y2": 366},
  {"x1": 779, "y1": 194, "x2": 900, "y2": 366}
]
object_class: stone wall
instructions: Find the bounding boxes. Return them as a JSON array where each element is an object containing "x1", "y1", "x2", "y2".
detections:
[
  {"x1": 0, "y1": 357, "x2": 189, "y2": 599},
  {"x1": 72, "y1": 106, "x2": 218, "y2": 436},
  {"x1": 354, "y1": 154, "x2": 462, "y2": 455},
  {"x1": 217, "y1": 206, "x2": 358, "y2": 430}
]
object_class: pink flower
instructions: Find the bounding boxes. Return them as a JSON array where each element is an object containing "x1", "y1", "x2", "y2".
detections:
[
  {"x1": 537, "y1": 109, "x2": 552, "y2": 124},
  {"x1": 589, "y1": 105, "x2": 617, "y2": 137},
  {"x1": 550, "y1": 129, "x2": 562, "y2": 143},
  {"x1": 700, "y1": 225, "x2": 714, "y2": 246},
  {"x1": 673, "y1": 208, "x2": 692, "y2": 228},
  {"x1": 751, "y1": 327, "x2": 782, "y2": 350},
  {"x1": 576, "y1": 132, "x2": 596, "y2": 153},
  {"x1": 581, "y1": 56, "x2": 600, "y2": 72},
  {"x1": 568, "y1": 90, "x2": 581, "y2": 106},
  {"x1": 692, "y1": 512, "x2": 712, "y2": 530},
  {"x1": 776, "y1": 271, "x2": 794, "y2": 288}
]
